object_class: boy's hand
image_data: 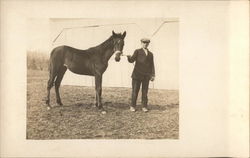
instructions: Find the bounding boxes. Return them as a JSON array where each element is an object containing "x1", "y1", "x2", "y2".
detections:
[
  {"x1": 150, "y1": 76, "x2": 155, "y2": 81},
  {"x1": 127, "y1": 55, "x2": 131, "y2": 62}
]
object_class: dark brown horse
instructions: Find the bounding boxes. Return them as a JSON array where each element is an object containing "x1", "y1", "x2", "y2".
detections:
[{"x1": 46, "y1": 31, "x2": 126, "y2": 114}]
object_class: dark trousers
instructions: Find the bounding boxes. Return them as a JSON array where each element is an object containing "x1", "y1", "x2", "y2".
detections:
[{"x1": 131, "y1": 78, "x2": 150, "y2": 107}]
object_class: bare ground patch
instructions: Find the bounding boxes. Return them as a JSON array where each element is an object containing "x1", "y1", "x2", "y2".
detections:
[{"x1": 27, "y1": 70, "x2": 179, "y2": 139}]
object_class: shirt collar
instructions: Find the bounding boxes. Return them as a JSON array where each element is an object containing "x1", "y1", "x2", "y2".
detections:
[{"x1": 142, "y1": 48, "x2": 148, "y2": 56}]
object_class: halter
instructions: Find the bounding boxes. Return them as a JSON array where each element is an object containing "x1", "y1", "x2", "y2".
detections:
[{"x1": 113, "y1": 39, "x2": 123, "y2": 54}]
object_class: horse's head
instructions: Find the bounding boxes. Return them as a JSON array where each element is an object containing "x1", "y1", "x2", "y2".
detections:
[{"x1": 112, "y1": 30, "x2": 126, "y2": 62}]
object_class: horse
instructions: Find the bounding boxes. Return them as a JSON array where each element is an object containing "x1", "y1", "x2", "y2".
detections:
[{"x1": 46, "y1": 30, "x2": 126, "y2": 114}]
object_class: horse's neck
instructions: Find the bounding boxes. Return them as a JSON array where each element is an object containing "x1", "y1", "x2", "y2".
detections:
[
  {"x1": 102, "y1": 48, "x2": 114, "y2": 62},
  {"x1": 99, "y1": 37, "x2": 114, "y2": 63}
]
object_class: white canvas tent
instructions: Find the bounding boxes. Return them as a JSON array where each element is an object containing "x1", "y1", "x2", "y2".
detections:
[{"x1": 50, "y1": 18, "x2": 179, "y2": 89}]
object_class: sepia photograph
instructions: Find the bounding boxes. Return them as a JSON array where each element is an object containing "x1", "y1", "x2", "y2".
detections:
[
  {"x1": 1, "y1": 0, "x2": 249, "y2": 157},
  {"x1": 27, "y1": 18, "x2": 179, "y2": 139}
]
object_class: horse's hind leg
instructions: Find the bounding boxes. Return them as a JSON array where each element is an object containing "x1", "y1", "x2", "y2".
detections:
[
  {"x1": 55, "y1": 66, "x2": 67, "y2": 106},
  {"x1": 46, "y1": 71, "x2": 56, "y2": 109}
]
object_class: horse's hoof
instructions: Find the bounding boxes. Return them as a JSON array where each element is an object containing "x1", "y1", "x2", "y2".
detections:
[
  {"x1": 47, "y1": 106, "x2": 51, "y2": 110},
  {"x1": 57, "y1": 103, "x2": 63, "y2": 106},
  {"x1": 57, "y1": 100, "x2": 63, "y2": 106},
  {"x1": 45, "y1": 100, "x2": 50, "y2": 105},
  {"x1": 95, "y1": 103, "x2": 98, "y2": 107},
  {"x1": 101, "y1": 111, "x2": 107, "y2": 114}
]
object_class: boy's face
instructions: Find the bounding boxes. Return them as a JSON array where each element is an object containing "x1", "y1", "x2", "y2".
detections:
[{"x1": 141, "y1": 42, "x2": 149, "y2": 49}]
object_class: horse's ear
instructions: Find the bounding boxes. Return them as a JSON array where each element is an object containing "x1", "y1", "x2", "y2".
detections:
[
  {"x1": 112, "y1": 30, "x2": 116, "y2": 36},
  {"x1": 122, "y1": 31, "x2": 126, "y2": 39}
]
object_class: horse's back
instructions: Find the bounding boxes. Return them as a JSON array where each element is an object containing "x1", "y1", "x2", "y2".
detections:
[
  {"x1": 49, "y1": 45, "x2": 102, "y2": 76},
  {"x1": 50, "y1": 46, "x2": 67, "y2": 59},
  {"x1": 54, "y1": 46, "x2": 94, "y2": 75},
  {"x1": 50, "y1": 45, "x2": 84, "y2": 62}
]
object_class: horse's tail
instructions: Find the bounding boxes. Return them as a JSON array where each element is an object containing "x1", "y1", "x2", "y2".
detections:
[
  {"x1": 47, "y1": 46, "x2": 65, "y2": 81},
  {"x1": 48, "y1": 49, "x2": 55, "y2": 73},
  {"x1": 47, "y1": 48, "x2": 58, "y2": 87}
]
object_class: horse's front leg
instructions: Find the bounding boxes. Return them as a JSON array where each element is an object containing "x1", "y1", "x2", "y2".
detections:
[{"x1": 95, "y1": 75, "x2": 106, "y2": 114}]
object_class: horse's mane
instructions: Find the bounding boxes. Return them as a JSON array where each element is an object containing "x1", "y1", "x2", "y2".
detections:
[
  {"x1": 66, "y1": 33, "x2": 123, "y2": 55},
  {"x1": 86, "y1": 33, "x2": 124, "y2": 52},
  {"x1": 86, "y1": 35, "x2": 113, "y2": 52}
]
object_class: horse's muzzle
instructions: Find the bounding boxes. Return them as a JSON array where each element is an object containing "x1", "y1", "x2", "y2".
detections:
[{"x1": 115, "y1": 51, "x2": 122, "y2": 62}]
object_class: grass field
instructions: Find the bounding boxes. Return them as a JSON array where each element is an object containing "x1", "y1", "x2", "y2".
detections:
[{"x1": 27, "y1": 70, "x2": 179, "y2": 139}]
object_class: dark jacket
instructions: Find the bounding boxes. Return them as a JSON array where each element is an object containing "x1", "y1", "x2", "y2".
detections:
[{"x1": 128, "y1": 48, "x2": 155, "y2": 80}]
